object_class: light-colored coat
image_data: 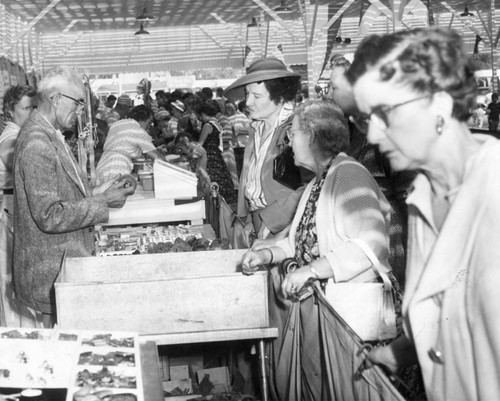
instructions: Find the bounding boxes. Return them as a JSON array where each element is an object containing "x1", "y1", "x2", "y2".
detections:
[
  {"x1": 404, "y1": 136, "x2": 500, "y2": 401},
  {"x1": 13, "y1": 110, "x2": 108, "y2": 314},
  {"x1": 275, "y1": 153, "x2": 391, "y2": 282}
]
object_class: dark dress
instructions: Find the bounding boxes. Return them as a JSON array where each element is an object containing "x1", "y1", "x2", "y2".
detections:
[
  {"x1": 202, "y1": 120, "x2": 237, "y2": 204},
  {"x1": 487, "y1": 101, "x2": 500, "y2": 132}
]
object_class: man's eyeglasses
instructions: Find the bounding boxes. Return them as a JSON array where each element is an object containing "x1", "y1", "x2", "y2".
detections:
[
  {"x1": 351, "y1": 94, "x2": 432, "y2": 134},
  {"x1": 59, "y1": 93, "x2": 85, "y2": 109}
]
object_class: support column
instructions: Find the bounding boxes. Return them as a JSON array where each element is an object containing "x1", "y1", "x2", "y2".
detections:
[
  {"x1": 490, "y1": 0, "x2": 498, "y2": 93},
  {"x1": 304, "y1": 1, "x2": 333, "y2": 98}
]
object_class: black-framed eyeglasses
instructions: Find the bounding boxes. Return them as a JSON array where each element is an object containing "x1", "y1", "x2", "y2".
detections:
[
  {"x1": 351, "y1": 94, "x2": 432, "y2": 134},
  {"x1": 59, "y1": 93, "x2": 85, "y2": 109}
]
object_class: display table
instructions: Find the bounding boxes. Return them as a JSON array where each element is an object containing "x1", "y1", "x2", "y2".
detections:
[
  {"x1": 104, "y1": 190, "x2": 206, "y2": 226},
  {"x1": 139, "y1": 340, "x2": 164, "y2": 401},
  {"x1": 55, "y1": 250, "x2": 276, "y2": 400},
  {"x1": 144, "y1": 328, "x2": 278, "y2": 401}
]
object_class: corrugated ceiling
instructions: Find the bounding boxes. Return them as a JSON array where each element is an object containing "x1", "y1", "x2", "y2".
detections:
[{"x1": 0, "y1": 1, "x2": 497, "y2": 75}]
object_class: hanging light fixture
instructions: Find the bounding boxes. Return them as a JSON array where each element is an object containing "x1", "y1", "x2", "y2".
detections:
[
  {"x1": 136, "y1": 6, "x2": 155, "y2": 22},
  {"x1": 247, "y1": 16, "x2": 260, "y2": 28},
  {"x1": 134, "y1": 22, "x2": 150, "y2": 35},
  {"x1": 273, "y1": 0, "x2": 294, "y2": 14},
  {"x1": 460, "y1": 6, "x2": 474, "y2": 17}
]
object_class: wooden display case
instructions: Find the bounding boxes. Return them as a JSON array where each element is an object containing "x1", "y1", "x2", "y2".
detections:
[{"x1": 54, "y1": 249, "x2": 268, "y2": 336}]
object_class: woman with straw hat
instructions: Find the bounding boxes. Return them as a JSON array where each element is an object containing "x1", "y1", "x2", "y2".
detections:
[{"x1": 225, "y1": 57, "x2": 312, "y2": 247}]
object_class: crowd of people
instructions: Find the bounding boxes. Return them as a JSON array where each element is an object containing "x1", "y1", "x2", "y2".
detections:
[{"x1": 0, "y1": 26, "x2": 499, "y2": 401}]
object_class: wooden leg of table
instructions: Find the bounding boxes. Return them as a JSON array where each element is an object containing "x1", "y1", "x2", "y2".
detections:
[
  {"x1": 258, "y1": 339, "x2": 269, "y2": 401},
  {"x1": 160, "y1": 353, "x2": 170, "y2": 381}
]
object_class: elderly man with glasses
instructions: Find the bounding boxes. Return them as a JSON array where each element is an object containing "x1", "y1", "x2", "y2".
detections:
[{"x1": 12, "y1": 65, "x2": 135, "y2": 327}]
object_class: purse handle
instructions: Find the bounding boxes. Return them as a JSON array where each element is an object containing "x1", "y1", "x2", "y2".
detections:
[
  {"x1": 347, "y1": 238, "x2": 393, "y2": 291},
  {"x1": 330, "y1": 159, "x2": 393, "y2": 292}
]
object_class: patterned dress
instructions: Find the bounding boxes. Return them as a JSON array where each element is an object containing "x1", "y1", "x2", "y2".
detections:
[
  {"x1": 293, "y1": 158, "x2": 333, "y2": 267},
  {"x1": 202, "y1": 120, "x2": 237, "y2": 204},
  {"x1": 293, "y1": 158, "x2": 424, "y2": 400},
  {"x1": 294, "y1": 157, "x2": 403, "y2": 336}
]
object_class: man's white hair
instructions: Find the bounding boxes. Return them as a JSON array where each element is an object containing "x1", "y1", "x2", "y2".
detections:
[{"x1": 38, "y1": 65, "x2": 83, "y2": 100}]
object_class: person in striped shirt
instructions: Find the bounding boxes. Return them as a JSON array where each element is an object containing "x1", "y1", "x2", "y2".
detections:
[{"x1": 96, "y1": 105, "x2": 165, "y2": 184}]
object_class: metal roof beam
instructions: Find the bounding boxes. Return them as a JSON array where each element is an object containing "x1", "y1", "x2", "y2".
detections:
[
  {"x1": 209, "y1": 12, "x2": 247, "y2": 48},
  {"x1": 367, "y1": 0, "x2": 412, "y2": 30},
  {"x1": 1, "y1": 0, "x2": 62, "y2": 56},
  {"x1": 197, "y1": 26, "x2": 226, "y2": 49},
  {"x1": 252, "y1": 0, "x2": 304, "y2": 44},
  {"x1": 31, "y1": 30, "x2": 84, "y2": 70},
  {"x1": 313, "y1": 0, "x2": 356, "y2": 44}
]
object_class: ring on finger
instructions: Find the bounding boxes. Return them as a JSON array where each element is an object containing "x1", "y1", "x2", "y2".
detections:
[{"x1": 290, "y1": 285, "x2": 297, "y2": 293}]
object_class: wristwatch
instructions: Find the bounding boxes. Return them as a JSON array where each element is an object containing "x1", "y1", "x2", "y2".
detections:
[{"x1": 309, "y1": 265, "x2": 320, "y2": 280}]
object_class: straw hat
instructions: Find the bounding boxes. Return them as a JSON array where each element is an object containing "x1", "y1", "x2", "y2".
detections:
[
  {"x1": 155, "y1": 109, "x2": 170, "y2": 121},
  {"x1": 224, "y1": 57, "x2": 300, "y2": 100},
  {"x1": 171, "y1": 99, "x2": 185, "y2": 113}
]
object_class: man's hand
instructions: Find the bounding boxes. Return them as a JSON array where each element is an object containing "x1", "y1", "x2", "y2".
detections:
[
  {"x1": 93, "y1": 175, "x2": 118, "y2": 196},
  {"x1": 102, "y1": 178, "x2": 135, "y2": 208}
]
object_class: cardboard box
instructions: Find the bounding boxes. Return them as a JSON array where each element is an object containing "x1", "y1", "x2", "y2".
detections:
[
  {"x1": 169, "y1": 365, "x2": 190, "y2": 380},
  {"x1": 55, "y1": 249, "x2": 269, "y2": 336},
  {"x1": 196, "y1": 366, "x2": 230, "y2": 385},
  {"x1": 162, "y1": 378, "x2": 193, "y2": 395}
]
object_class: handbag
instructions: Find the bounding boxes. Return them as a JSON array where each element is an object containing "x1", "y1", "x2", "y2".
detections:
[
  {"x1": 273, "y1": 146, "x2": 302, "y2": 190},
  {"x1": 324, "y1": 238, "x2": 398, "y2": 341}
]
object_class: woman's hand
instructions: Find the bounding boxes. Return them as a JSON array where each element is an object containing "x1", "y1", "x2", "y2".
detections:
[
  {"x1": 363, "y1": 345, "x2": 400, "y2": 374},
  {"x1": 190, "y1": 143, "x2": 208, "y2": 171},
  {"x1": 358, "y1": 335, "x2": 417, "y2": 375},
  {"x1": 281, "y1": 267, "x2": 314, "y2": 299},
  {"x1": 241, "y1": 249, "x2": 271, "y2": 275}
]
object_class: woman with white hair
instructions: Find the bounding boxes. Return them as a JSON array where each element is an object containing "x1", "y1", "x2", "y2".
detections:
[{"x1": 241, "y1": 99, "x2": 395, "y2": 400}]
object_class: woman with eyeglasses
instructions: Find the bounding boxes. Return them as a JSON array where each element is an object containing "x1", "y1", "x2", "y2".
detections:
[
  {"x1": 241, "y1": 99, "x2": 396, "y2": 400},
  {"x1": 96, "y1": 105, "x2": 166, "y2": 185},
  {"x1": 346, "y1": 27, "x2": 500, "y2": 400},
  {"x1": 0, "y1": 85, "x2": 37, "y2": 327}
]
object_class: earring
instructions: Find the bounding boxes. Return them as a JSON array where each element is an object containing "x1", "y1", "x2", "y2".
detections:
[{"x1": 436, "y1": 115, "x2": 445, "y2": 135}]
